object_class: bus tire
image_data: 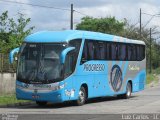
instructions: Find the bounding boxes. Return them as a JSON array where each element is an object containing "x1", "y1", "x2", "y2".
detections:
[
  {"x1": 118, "y1": 82, "x2": 132, "y2": 99},
  {"x1": 75, "y1": 86, "x2": 87, "y2": 106},
  {"x1": 36, "y1": 101, "x2": 47, "y2": 106}
]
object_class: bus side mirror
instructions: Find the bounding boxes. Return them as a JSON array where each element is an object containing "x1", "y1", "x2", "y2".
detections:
[
  {"x1": 60, "y1": 47, "x2": 75, "y2": 64},
  {"x1": 9, "y1": 47, "x2": 20, "y2": 64}
]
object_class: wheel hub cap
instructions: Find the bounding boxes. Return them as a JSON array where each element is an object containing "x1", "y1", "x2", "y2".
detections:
[{"x1": 79, "y1": 90, "x2": 85, "y2": 103}]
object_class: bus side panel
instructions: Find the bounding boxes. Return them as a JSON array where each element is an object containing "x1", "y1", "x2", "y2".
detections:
[
  {"x1": 72, "y1": 60, "x2": 146, "y2": 100},
  {"x1": 124, "y1": 59, "x2": 146, "y2": 93},
  {"x1": 93, "y1": 61, "x2": 115, "y2": 97},
  {"x1": 60, "y1": 76, "x2": 74, "y2": 102},
  {"x1": 106, "y1": 60, "x2": 129, "y2": 96},
  {"x1": 73, "y1": 61, "x2": 99, "y2": 99},
  {"x1": 105, "y1": 60, "x2": 146, "y2": 95},
  {"x1": 72, "y1": 75, "x2": 95, "y2": 100},
  {"x1": 132, "y1": 70, "x2": 146, "y2": 92},
  {"x1": 74, "y1": 61, "x2": 115, "y2": 99}
]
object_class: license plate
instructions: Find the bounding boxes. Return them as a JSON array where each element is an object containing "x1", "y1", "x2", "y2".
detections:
[{"x1": 32, "y1": 95, "x2": 40, "y2": 99}]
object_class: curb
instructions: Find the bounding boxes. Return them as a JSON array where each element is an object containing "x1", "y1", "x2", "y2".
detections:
[{"x1": 0, "y1": 102, "x2": 35, "y2": 108}]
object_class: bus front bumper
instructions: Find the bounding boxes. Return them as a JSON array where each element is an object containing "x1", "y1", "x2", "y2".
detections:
[{"x1": 16, "y1": 88, "x2": 64, "y2": 103}]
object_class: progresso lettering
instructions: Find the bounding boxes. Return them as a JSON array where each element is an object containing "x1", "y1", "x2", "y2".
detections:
[{"x1": 84, "y1": 64, "x2": 105, "y2": 71}]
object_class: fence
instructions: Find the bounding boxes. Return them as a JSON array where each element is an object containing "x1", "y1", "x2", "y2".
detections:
[{"x1": 0, "y1": 53, "x2": 17, "y2": 73}]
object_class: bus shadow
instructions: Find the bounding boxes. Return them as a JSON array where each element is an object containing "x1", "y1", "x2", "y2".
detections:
[
  {"x1": 86, "y1": 95, "x2": 137, "y2": 104},
  {"x1": 10, "y1": 95, "x2": 138, "y2": 109}
]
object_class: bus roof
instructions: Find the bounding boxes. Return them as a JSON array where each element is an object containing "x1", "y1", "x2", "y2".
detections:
[{"x1": 24, "y1": 30, "x2": 145, "y2": 45}]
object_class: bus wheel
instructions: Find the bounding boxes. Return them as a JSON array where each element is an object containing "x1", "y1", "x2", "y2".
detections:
[
  {"x1": 36, "y1": 101, "x2": 47, "y2": 106},
  {"x1": 75, "y1": 86, "x2": 86, "y2": 106},
  {"x1": 118, "y1": 82, "x2": 132, "y2": 99}
]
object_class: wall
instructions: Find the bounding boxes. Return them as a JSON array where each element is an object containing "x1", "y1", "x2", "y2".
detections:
[{"x1": 0, "y1": 73, "x2": 16, "y2": 95}]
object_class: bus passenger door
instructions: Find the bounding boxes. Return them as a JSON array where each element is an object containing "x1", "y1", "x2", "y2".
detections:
[
  {"x1": 78, "y1": 61, "x2": 97, "y2": 98},
  {"x1": 63, "y1": 51, "x2": 75, "y2": 100},
  {"x1": 78, "y1": 39, "x2": 97, "y2": 98}
]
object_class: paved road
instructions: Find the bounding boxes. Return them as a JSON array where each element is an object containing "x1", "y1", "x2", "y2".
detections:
[{"x1": 0, "y1": 84, "x2": 160, "y2": 115}]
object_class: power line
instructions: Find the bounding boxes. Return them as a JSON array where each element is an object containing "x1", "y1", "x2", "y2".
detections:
[
  {"x1": 74, "y1": 10, "x2": 91, "y2": 17},
  {"x1": 140, "y1": 10, "x2": 160, "y2": 32},
  {"x1": 142, "y1": 12, "x2": 160, "y2": 28},
  {"x1": 142, "y1": 12, "x2": 160, "y2": 17},
  {"x1": 0, "y1": 0, "x2": 91, "y2": 17},
  {"x1": 143, "y1": 15, "x2": 155, "y2": 28},
  {"x1": 0, "y1": 0, "x2": 71, "y2": 11}
]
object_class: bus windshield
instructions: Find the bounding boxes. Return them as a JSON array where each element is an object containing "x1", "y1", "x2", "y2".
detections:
[{"x1": 17, "y1": 43, "x2": 67, "y2": 84}]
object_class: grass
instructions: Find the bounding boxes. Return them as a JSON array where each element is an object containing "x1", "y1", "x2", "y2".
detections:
[
  {"x1": 146, "y1": 67, "x2": 160, "y2": 85},
  {"x1": 146, "y1": 73, "x2": 158, "y2": 85},
  {"x1": 152, "y1": 67, "x2": 160, "y2": 75},
  {"x1": 0, "y1": 94, "x2": 30, "y2": 105}
]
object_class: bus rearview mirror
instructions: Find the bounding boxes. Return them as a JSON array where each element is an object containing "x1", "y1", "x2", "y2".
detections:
[
  {"x1": 60, "y1": 47, "x2": 75, "y2": 64},
  {"x1": 9, "y1": 47, "x2": 20, "y2": 64}
]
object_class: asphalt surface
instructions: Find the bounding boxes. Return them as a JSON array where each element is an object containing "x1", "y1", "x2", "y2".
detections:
[{"x1": 0, "y1": 83, "x2": 160, "y2": 120}]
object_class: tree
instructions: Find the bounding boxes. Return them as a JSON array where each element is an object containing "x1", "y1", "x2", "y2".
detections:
[
  {"x1": 0, "y1": 11, "x2": 34, "y2": 53},
  {"x1": 76, "y1": 16, "x2": 125, "y2": 36}
]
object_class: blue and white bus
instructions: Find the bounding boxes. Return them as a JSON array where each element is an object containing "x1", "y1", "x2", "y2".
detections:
[{"x1": 9, "y1": 30, "x2": 146, "y2": 106}]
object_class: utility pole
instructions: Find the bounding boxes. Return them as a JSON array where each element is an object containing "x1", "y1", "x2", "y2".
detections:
[
  {"x1": 70, "y1": 4, "x2": 74, "y2": 30},
  {"x1": 149, "y1": 28, "x2": 152, "y2": 73},
  {"x1": 140, "y1": 8, "x2": 142, "y2": 38}
]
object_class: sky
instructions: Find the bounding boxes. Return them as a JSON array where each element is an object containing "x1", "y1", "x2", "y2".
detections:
[{"x1": 0, "y1": 0, "x2": 160, "y2": 32}]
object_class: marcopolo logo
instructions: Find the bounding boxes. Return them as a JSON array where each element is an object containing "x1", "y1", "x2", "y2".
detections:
[{"x1": 110, "y1": 65, "x2": 123, "y2": 92}]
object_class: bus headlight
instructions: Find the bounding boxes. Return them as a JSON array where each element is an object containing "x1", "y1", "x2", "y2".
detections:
[
  {"x1": 59, "y1": 84, "x2": 65, "y2": 89},
  {"x1": 53, "y1": 83, "x2": 66, "y2": 91}
]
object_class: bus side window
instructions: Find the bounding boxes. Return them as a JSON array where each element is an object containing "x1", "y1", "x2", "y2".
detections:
[
  {"x1": 137, "y1": 45, "x2": 145, "y2": 61},
  {"x1": 137, "y1": 45, "x2": 141, "y2": 61},
  {"x1": 127, "y1": 44, "x2": 137, "y2": 61},
  {"x1": 132, "y1": 45, "x2": 136, "y2": 61},
  {"x1": 97, "y1": 42, "x2": 106, "y2": 60},
  {"x1": 106, "y1": 42, "x2": 110, "y2": 60},
  {"x1": 94, "y1": 42, "x2": 106, "y2": 60},
  {"x1": 69, "y1": 40, "x2": 82, "y2": 53},
  {"x1": 127, "y1": 45, "x2": 132, "y2": 61},
  {"x1": 94, "y1": 41, "x2": 99, "y2": 60},
  {"x1": 118, "y1": 44, "x2": 126, "y2": 60},
  {"x1": 87, "y1": 41, "x2": 94, "y2": 60},
  {"x1": 141, "y1": 45, "x2": 145, "y2": 60},
  {"x1": 111, "y1": 43, "x2": 117, "y2": 60},
  {"x1": 64, "y1": 51, "x2": 75, "y2": 77},
  {"x1": 81, "y1": 41, "x2": 88, "y2": 64}
]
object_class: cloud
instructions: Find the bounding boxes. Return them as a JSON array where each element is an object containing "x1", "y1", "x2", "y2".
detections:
[{"x1": 0, "y1": 0, "x2": 160, "y2": 32}]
